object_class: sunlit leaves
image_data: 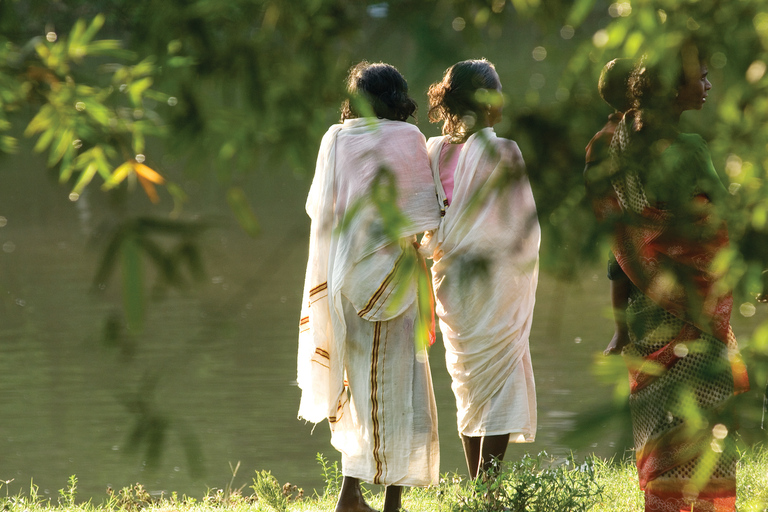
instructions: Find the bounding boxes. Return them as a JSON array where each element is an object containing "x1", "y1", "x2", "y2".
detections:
[
  {"x1": 1, "y1": 16, "x2": 174, "y2": 203},
  {"x1": 591, "y1": 352, "x2": 632, "y2": 404}
]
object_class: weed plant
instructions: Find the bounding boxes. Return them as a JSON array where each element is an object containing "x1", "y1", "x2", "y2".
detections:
[{"x1": 0, "y1": 447, "x2": 766, "y2": 512}]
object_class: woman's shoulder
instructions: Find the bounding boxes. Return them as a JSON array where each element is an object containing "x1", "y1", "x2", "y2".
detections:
[
  {"x1": 492, "y1": 136, "x2": 524, "y2": 164},
  {"x1": 426, "y1": 135, "x2": 449, "y2": 151},
  {"x1": 675, "y1": 132, "x2": 707, "y2": 147},
  {"x1": 380, "y1": 119, "x2": 422, "y2": 134}
]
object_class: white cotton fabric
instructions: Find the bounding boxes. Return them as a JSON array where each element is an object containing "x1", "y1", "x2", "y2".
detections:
[
  {"x1": 424, "y1": 128, "x2": 540, "y2": 439},
  {"x1": 334, "y1": 297, "x2": 439, "y2": 486},
  {"x1": 297, "y1": 117, "x2": 441, "y2": 485}
]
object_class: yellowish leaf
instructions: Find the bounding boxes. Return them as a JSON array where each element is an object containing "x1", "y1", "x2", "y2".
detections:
[
  {"x1": 133, "y1": 161, "x2": 164, "y2": 184},
  {"x1": 102, "y1": 161, "x2": 134, "y2": 190},
  {"x1": 137, "y1": 174, "x2": 160, "y2": 203}
]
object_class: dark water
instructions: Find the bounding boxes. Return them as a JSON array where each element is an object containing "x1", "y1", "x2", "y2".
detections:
[{"x1": 0, "y1": 150, "x2": 764, "y2": 501}]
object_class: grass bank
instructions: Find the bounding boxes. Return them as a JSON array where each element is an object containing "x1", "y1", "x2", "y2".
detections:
[{"x1": 2, "y1": 448, "x2": 767, "y2": 512}]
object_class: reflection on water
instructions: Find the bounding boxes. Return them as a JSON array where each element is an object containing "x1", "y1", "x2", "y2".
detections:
[{"x1": 0, "y1": 153, "x2": 763, "y2": 501}]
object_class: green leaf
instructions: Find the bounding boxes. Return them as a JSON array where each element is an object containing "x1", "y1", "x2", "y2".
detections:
[
  {"x1": 121, "y1": 234, "x2": 144, "y2": 333},
  {"x1": 566, "y1": 0, "x2": 596, "y2": 27},
  {"x1": 71, "y1": 161, "x2": 98, "y2": 195},
  {"x1": 226, "y1": 187, "x2": 260, "y2": 238},
  {"x1": 33, "y1": 127, "x2": 56, "y2": 153},
  {"x1": 68, "y1": 19, "x2": 86, "y2": 49},
  {"x1": 81, "y1": 14, "x2": 106, "y2": 45},
  {"x1": 128, "y1": 77, "x2": 153, "y2": 106},
  {"x1": 86, "y1": 40, "x2": 132, "y2": 59},
  {"x1": 48, "y1": 129, "x2": 74, "y2": 166},
  {"x1": 24, "y1": 105, "x2": 54, "y2": 137},
  {"x1": 102, "y1": 161, "x2": 134, "y2": 190},
  {"x1": 0, "y1": 135, "x2": 18, "y2": 153},
  {"x1": 132, "y1": 129, "x2": 145, "y2": 154}
]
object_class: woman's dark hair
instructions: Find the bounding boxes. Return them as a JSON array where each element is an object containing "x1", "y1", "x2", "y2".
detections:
[
  {"x1": 598, "y1": 58, "x2": 634, "y2": 112},
  {"x1": 339, "y1": 61, "x2": 417, "y2": 122},
  {"x1": 428, "y1": 59, "x2": 501, "y2": 142},
  {"x1": 629, "y1": 39, "x2": 708, "y2": 113}
]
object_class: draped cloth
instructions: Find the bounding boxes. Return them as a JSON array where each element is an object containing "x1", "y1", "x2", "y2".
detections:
[
  {"x1": 297, "y1": 117, "x2": 441, "y2": 486},
  {"x1": 603, "y1": 114, "x2": 749, "y2": 512},
  {"x1": 424, "y1": 128, "x2": 540, "y2": 439}
]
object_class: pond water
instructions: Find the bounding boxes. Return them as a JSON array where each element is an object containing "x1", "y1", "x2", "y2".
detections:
[{"x1": 0, "y1": 149, "x2": 764, "y2": 501}]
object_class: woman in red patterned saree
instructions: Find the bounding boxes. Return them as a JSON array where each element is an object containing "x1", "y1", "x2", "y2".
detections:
[{"x1": 595, "y1": 46, "x2": 750, "y2": 512}]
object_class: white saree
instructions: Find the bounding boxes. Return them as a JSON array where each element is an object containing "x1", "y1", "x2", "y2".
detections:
[
  {"x1": 298, "y1": 118, "x2": 441, "y2": 486},
  {"x1": 424, "y1": 128, "x2": 540, "y2": 440}
]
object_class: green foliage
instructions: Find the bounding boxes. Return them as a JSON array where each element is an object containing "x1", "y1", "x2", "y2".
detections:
[
  {"x1": 1, "y1": 15, "x2": 176, "y2": 203},
  {"x1": 250, "y1": 471, "x2": 288, "y2": 512},
  {"x1": 448, "y1": 453, "x2": 602, "y2": 512},
  {"x1": 104, "y1": 483, "x2": 154, "y2": 511},
  {"x1": 315, "y1": 452, "x2": 341, "y2": 500},
  {"x1": 58, "y1": 475, "x2": 78, "y2": 508}
]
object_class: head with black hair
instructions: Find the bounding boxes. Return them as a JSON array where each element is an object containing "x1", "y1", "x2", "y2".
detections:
[
  {"x1": 598, "y1": 58, "x2": 634, "y2": 113},
  {"x1": 629, "y1": 38, "x2": 711, "y2": 127},
  {"x1": 427, "y1": 59, "x2": 503, "y2": 142},
  {"x1": 340, "y1": 61, "x2": 417, "y2": 122}
]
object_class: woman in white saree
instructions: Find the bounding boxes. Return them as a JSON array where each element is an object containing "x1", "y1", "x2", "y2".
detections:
[
  {"x1": 423, "y1": 59, "x2": 540, "y2": 480},
  {"x1": 298, "y1": 62, "x2": 441, "y2": 512}
]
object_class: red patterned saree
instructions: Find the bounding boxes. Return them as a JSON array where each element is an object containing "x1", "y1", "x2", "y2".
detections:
[{"x1": 599, "y1": 115, "x2": 749, "y2": 512}]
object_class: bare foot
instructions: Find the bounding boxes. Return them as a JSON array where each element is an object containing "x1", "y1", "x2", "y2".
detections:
[
  {"x1": 604, "y1": 330, "x2": 629, "y2": 356},
  {"x1": 335, "y1": 477, "x2": 378, "y2": 512}
]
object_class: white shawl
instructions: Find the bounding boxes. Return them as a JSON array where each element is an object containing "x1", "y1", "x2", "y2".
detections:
[
  {"x1": 298, "y1": 118, "x2": 440, "y2": 423},
  {"x1": 426, "y1": 128, "x2": 540, "y2": 436}
]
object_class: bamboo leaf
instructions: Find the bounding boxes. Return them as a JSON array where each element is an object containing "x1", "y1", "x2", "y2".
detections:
[
  {"x1": 93, "y1": 228, "x2": 125, "y2": 288},
  {"x1": 226, "y1": 187, "x2": 260, "y2": 238},
  {"x1": 33, "y1": 127, "x2": 56, "y2": 153},
  {"x1": 137, "y1": 236, "x2": 178, "y2": 285},
  {"x1": 81, "y1": 14, "x2": 106, "y2": 45},
  {"x1": 24, "y1": 105, "x2": 54, "y2": 136},
  {"x1": 132, "y1": 130, "x2": 145, "y2": 154},
  {"x1": 134, "y1": 162, "x2": 164, "y2": 184},
  {"x1": 71, "y1": 161, "x2": 98, "y2": 195},
  {"x1": 121, "y1": 234, "x2": 144, "y2": 333},
  {"x1": 67, "y1": 19, "x2": 87, "y2": 61},
  {"x1": 128, "y1": 77, "x2": 153, "y2": 106},
  {"x1": 34, "y1": 42, "x2": 50, "y2": 61},
  {"x1": 84, "y1": 100, "x2": 112, "y2": 126},
  {"x1": 48, "y1": 129, "x2": 74, "y2": 166},
  {"x1": 68, "y1": 19, "x2": 86, "y2": 48},
  {"x1": 178, "y1": 242, "x2": 205, "y2": 281},
  {"x1": 0, "y1": 135, "x2": 18, "y2": 153},
  {"x1": 102, "y1": 161, "x2": 134, "y2": 190},
  {"x1": 137, "y1": 175, "x2": 160, "y2": 203},
  {"x1": 86, "y1": 40, "x2": 133, "y2": 59}
]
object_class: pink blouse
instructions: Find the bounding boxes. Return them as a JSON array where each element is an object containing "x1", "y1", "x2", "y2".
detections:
[{"x1": 439, "y1": 141, "x2": 463, "y2": 206}]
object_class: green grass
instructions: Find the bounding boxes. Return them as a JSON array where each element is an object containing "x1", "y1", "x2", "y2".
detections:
[{"x1": 1, "y1": 448, "x2": 766, "y2": 512}]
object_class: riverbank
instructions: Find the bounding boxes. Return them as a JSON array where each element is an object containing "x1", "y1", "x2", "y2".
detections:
[{"x1": 2, "y1": 448, "x2": 766, "y2": 512}]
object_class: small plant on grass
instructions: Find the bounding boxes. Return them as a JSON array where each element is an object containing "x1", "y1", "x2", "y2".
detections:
[
  {"x1": 58, "y1": 475, "x2": 78, "y2": 507},
  {"x1": 452, "y1": 452, "x2": 603, "y2": 512},
  {"x1": 251, "y1": 470, "x2": 288, "y2": 512},
  {"x1": 316, "y1": 452, "x2": 342, "y2": 499},
  {"x1": 105, "y1": 483, "x2": 154, "y2": 511}
]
